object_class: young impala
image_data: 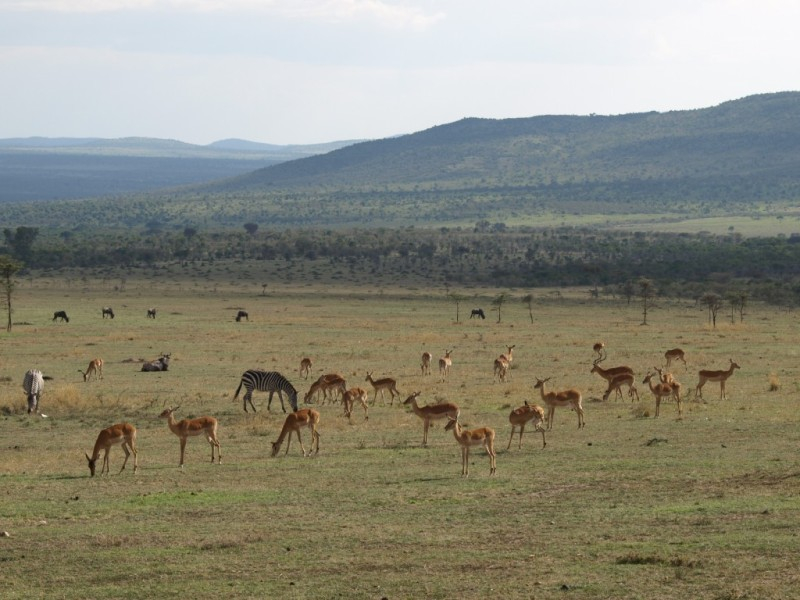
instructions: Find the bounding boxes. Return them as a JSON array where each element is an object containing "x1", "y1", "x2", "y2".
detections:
[
  {"x1": 507, "y1": 401, "x2": 546, "y2": 449},
  {"x1": 299, "y1": 357, "x2": 313, "y2": 380},
  {"x1": 664, "y1": 348, "x2": 687, "y2": 368},
  {"x1": 78, "y1": 358, "x2": 104, "y2": 382},
  {"x1": 85, "y1": 422, "x2": 138, "y2": 477},
  {"x1": 342, "y1": 387, "x2": 369, "y2": 421},
  {"x1": 365, "y1": 371, "x2": 400, "y2": 405},
  {"x1": 271, "y1": 409, "x2": 321, "y2": 457},
  {"x1": 420, "y1": 352, "x2": 432, "y2": 376},
  {"x1": 403, "y1": 391, "x2": 460, "y2": 446},
  {"x1": 444, "y1": 418, "x2": 497, "y2": 477},
  {"x1": 534, "y1": 377, "x2": 585, "y2": 430},
  {"x1": 159, "y1": 406, "x2": 221, "y2": 467}
]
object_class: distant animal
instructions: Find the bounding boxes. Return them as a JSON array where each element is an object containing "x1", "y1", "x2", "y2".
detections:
[
  {"x1": 271, "y1": 409, "x2": 321, "y2": 457},
  {"x1": 52, "y1": 310, "x2": 69, "y2": 323},
  {"x1": 235, "y1": 310, "x2": 249, "y2": 322},
  {"x1": 438, "y1": 349, "x2": 453, "y2": 381},
  {"x1": 665, "y1": 348, "x2": 687, "y2": 368},
  {"x1": 141, "y1": 353, "x2": 170, "y2": 372},
  {"x1": 159, "y1": 406, "x2": 221, "y2": 467},
  {"x1": 22, "y1": 369, "x2": 45, "y2": 414},
  {"x1": 232, "y1": 370, "x2": 299, "y2": 413},
  {"x1": 101, "y1": 307, "x2": 115, "y2": 319},
  {"x1": 593, "y1": 342, "x2": 606, "y2": 362},
  {"x1": 420, "y1": 351, "x2": 432, "y2": 376},
  {"x1": 470, "y1": 308, "x2": 485, "y2": 319},
  {"x1": 85, "y1": 423, "x2": 138, "y2": 477},
  {"x1": 147, "y1": 308, "x2": 157, "y2": 319},
  {"x1": 79, "y1": 358, "x2": 104, "y2": 382},
  {"x1": 299, "y1": 357, "x2": 313, "y2": 380}
]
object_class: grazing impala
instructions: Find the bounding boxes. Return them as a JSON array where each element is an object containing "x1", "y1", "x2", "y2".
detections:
[
  {"x1": 507, "y1": 401, "x2": 546, "y2": 449},
  {"x1": 299, "y1": 357, "x2": 313, "y2": 380},
  {"x1": 665, "y1": 348, "x2": 687, "y2": 368},
  {"x1": 696, "y1": 359, "x2": 740, "y2": 401},
  {"x1": 601, "y1": 372, "x2": 639, "y2": 402},
  {"x1": 159, "y1": 406, "x2": 221, "y2": 467},
  {"x1": 444, "y1": 418, "x2": 497, "y2": 477},
  {"x1": 271, "y1": 409, "x2": 320, "y2": 457},
  {"x1": 365, "y1": 371, "x2": 400, "y2": 405},
  {"x1": 305, "y1": 373, "x2": 347, "y2": 405},
  {"x1": 420, "y1": 352, "x2": 432, "y2": 376},
  {"x1": 85, "y1": 422, "x2": 138, "y2": 477},
  {"x1": 342, "y1": 387, "x2": 369, "y2": 421},
  {"x1": 534, "y1": 377, "x2": 585, "y2": 430},
  {"x1": 78, "y1": 358, "x2": 104, "y2": 382},
  {"x1": 403, "y1": 391, "x2": 460, "y2": 446},
  {"x1": 643, "y1": 372, "x2": 682, "y2": 417},
  {"x1": 439, "y1": 349, "x2": 453, "y2": 381}
]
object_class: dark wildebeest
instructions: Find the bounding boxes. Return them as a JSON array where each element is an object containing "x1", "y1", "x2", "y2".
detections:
[
  {"x1": 53, "y1": 310, "x2": 70, "y2": 323},
  {"x1": 146, "y1": 308, "x2": 157, "y2": 319},
  {"x1": 235, "y1": 310, "x2": 249, "y2": 322},
  {"x1": 141, "y1": 353, "x2": 171, "y2": 372},
  {"x1": 470, "y1": 308, "x2": 486, "y2": 320},
  {"x1": 101, "y1": 307, "x2": 115, "y2": 319}
]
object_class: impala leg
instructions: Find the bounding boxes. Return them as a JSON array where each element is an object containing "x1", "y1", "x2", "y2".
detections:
[
  {"x1": 102, "y1": 448, "x2": 111, "y2": 475},
  {"x1": 119, "y1": 443, "x2": 130, "y2": 474},
  {"x1": 462, "y1": 447, "x2": 470, "y2": 477},
  {"x1": 423, "y1": 420, "x2": 430, "y2": 446},
  {"x1": 179, "y1": 438, "x2": 187, "y2": 467},
  {"x1": 518, "y1": 424, "x2": 525, "y2": 449},
  {"x1": 506, "y1": 426, "x2": 516, "y2": 450},
  {"x1": 295, "y1": 430, "x2": 307, "y2": 457}
]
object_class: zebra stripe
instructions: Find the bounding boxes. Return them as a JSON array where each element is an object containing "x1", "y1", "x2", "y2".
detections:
[
  {"x1": 233, "y1": 370, "x2": 298, "y2": 413},
  {"x1": 22, "y1": 369, "x2": 44, "y2": 414}
]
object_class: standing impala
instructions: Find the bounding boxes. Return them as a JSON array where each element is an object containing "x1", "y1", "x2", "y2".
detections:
[
  {"x1": 696, "y1": 359, "x2": 740, "y2": 401},
  {"x1": 85, "y1": 422, "x2": 138, "y2": 477},
  {"x1": 444, "y1": 418, "x2": 496, "y2": 477},
  {"x1": 420, "y1": 352, "x2": 432, "y2": 376},
  {"x1": 159, "y1": 406, "x2": 221, "y2": 467},
  {"x1": 299, "y1": 357, "x2": 313, "y2": 380},
  {"x1": 507, "y1": 401, "x2": 546, "y2": 449},
  {"x1": 403, "y1": 391, "x2": 460, "y2": 446},
  {"x1": 439, "y1": 349, "x2": 453, "y2": 381},
  {"x1": 643, "y1": 372, "x2": 682, "y2": 417},
  {"x1": 271, "y1": 409, "x2": 320, "y2": 457},
  {"x1": 365, "y1": 371, "x2": 400, "y2": 405},
  {"x1": 534, "y1": 377, "x2": 585, "y2": 430}
]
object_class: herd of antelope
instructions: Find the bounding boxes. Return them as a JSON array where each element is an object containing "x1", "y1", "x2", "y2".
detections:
[{"x1": 72, "y1": 342, "x2": 739, "y2": 478}]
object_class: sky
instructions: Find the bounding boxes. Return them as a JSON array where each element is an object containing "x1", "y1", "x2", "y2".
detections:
[{"x1": 1, "y1": 0, "x2": 799, "y2": 145}]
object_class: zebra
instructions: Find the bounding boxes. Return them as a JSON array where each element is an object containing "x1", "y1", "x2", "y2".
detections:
[
  {"x1": 53, "y1": 310, "x2": 69, "y2": 322},
  {"x1": 101, "y1": 307, "x2": 115, "y2": 319},
  {"x1": 235, "y1": 310, "x2": 249, "y2": 322},
  {"x1": 233, "y1": 370, "x2": 298, "y2": 413},
  {"x1": 22, "y1": 369, "x2": 44, "y2": 414}
]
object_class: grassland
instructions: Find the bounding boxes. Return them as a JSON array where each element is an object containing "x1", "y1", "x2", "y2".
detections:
[{"x1": 1, "y1": 267, "x2": 799, "y2": 599}]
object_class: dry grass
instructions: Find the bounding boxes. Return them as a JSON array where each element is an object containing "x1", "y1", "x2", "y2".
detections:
[{"x1": 1, "y1": 267, "x2": 799, "y2": 599}]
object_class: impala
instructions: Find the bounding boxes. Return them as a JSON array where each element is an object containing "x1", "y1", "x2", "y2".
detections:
[
  {"x1": 271, "y1": 409, "x2": 320, "y2": 457},
  {"x1": 507, "y1": 401, "x2": 546, "y2": 449},
  {"x1": 85, "y1": 422, "x2": 138, "y2": 477},
  {"x1": 590, "y1": 360, "x2": 634, "y2": 385},
  {"x1": 601, "y1": 372, "x2": 639, "y2": 402},
  {"x1": 696, "y1": 359, "x2": 740, "y2": 401},
  {"x1": 643, "y1": 372, "x2": 682, "y2": 417},
  {"x1": 159, "y1": 406, "x2": 221, "y2": 467},
  {"x1": 305, "y1": 373, "x2": 347, "y2": 404},
  {"x1": 78, "y1": 358, "x2": 104, "y2": 382},
  {"x1": 299, "y1": 357, "x2": 313, "y2": 380},
  {"x1": 420, "y1": 351, "x2": 432, "y2": 376},
  {"x1": 493, "y1": 357, "x2": 509, "y2": 383},
  {"x1": 534, "y1": 377, "x2": 585, "y2": 430},
  {"x1": 365, "y1": 371, "x2": 400, "y2": 405},
  {"x1": 664, "y1": 348, "x2": 687, "y2": 368},
  {"x1": 403, "y1": 391, "x2": 460, "y2": 446},
  {"x1": 593, "y1": 342, "x2": 607, "y2": 362},
  {"x1": 342, "y1": 387, "x2": 369, "y2": 421},
  {"x1": 439, "y1": 349, "x2": 453, "y2": 380},
  {"x1": 444, "y1": 418, "x2": 496, "y2": 477}
]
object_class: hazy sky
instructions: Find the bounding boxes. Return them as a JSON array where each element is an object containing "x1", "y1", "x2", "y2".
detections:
[{"x1": 2, "y1": 1, "x2": 798, "y2": 145}]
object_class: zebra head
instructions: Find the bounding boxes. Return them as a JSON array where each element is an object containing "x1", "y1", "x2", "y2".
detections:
[{"x1": 288, "y1": 387, "x2": 299, "y2": 412}]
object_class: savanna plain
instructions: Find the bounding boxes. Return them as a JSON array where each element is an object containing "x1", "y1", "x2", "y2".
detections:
[{"x1": 1, "y1": 265, "x2": 799, "y2": 600}]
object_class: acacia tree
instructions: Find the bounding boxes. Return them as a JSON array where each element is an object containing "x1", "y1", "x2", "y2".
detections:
[
  {"x1": 701, "y1": 292, "x2": 723, "y2": 328},
  {"x1": 492, "y1": 292, "x2": 511, "y2": 323},
  {"x1": 447, "y1": 292, "x2": 468, "y2": 323},
  {"x1": 0, "y1": 255, "x2": 23, "y2": 332},
  {"x1": 638, "y1": 278, "x2": 655, "y2": 325},
  {"x1": 521, "y1": 293, "x2": 534, "y2": 323}
]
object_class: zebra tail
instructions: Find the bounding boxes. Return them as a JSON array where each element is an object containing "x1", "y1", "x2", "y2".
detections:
[{"x1": 233, "y1": 379, "x2": 243, "y2": 401}]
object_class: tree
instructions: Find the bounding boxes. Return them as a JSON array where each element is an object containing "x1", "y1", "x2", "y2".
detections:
[
  {"x1": 244, "y1": 222, "x2": 259, "y2": 236},
  {"x1": 700, "y1": 292, "x2": 723, "y2": 328},
  {"x1": 3, "y1": 226, "x2": 38, "y2": 262},
  {"x1": 447, "y1": 292, "x2": 468, "y2": 323},
  {"x1": 492, "y1": 292, "x2": 511, "y2": 323},
  {"x1": 638, "y1": 278, "x2": 655, "y2": 325},
  {"x1": 0, "y1": 255, "x2": 23, "y2": 332},
  {"x1": 521, "y1": 293, "x2": 534, "y2": 323}
]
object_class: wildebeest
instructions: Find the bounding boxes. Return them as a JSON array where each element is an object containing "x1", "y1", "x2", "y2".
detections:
[
  {"x1": 235, "y1": 310, "x2": 249, "y2": 322},
  {"x1": 146, "y1": 308, "x2": 157, "y2": 319},
  {"x1": 470, "y1": 308, "x2": 485, "y2": 319},
  {"x1": 101, "y1": 307, "x2": 115, "y2": 319},
  {"x1": 141, "y1": 353, "x2": 171, "y2": 372},
  {"x1": 53, "y1": 310, "x2": 69, "y2": 323}
]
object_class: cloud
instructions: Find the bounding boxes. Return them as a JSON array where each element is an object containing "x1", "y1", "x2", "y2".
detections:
[{"x1": 2, "y1": 0, "x2": 445, "y2": 30}]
